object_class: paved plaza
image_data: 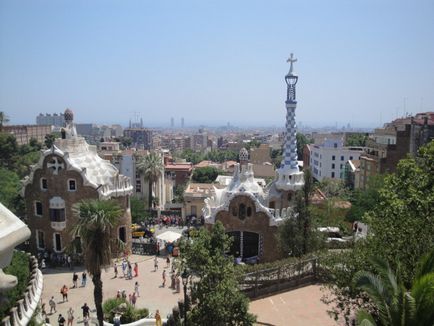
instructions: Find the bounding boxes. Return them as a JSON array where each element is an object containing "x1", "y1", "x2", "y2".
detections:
[
  {"x1": 42, "y1": 258, "x2": 339, "y2": 326},
  {"x1": 40, "y1": 226, "x2": 338, "y2": 325},
  {"x1": 40, "y1": 254, "x2": 183, "y2": 324},
  {"x1": 250, "y1": 285, "x2": 340, "y2": 326}
]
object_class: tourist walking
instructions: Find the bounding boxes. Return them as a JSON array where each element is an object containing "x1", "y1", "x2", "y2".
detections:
[
  {"x1": 81, "y1": 303, "x2": 90, "y2": 318},
  {"x1": 114, "y1": 263, "x2": 118, "y2": 278},
  {"x1": 72, "y1": 272, "x2": 78, "y2": 288},
  {"x1": 81, "y1": 271, "x2": 87, "y2": 287},
  {"x1": 67, "y1": 308, "x2": 74, "y2": 326},
  {"x1": 170, "y1": 273, "x2": 176, "y2": 289},
  {"x1": 162, "y1": 270, "x2": 166, "y2": 287},
  {"x1": 166, "y1": 256, "x2": 170, "y2": 268},
  {"x1": 49, "y1": 296, "x2": 56, "y2": 314},
  {"x1": 67, "y1": 255, "x2": 72, "y2": 270},
  {"x1": 41, "y1": 303, "x2": 47, "y2": 318},
  {"x1": 154, "y1": 256, "x2": 158, "y2": 272},
  {"x1": 134, "y1": 281, "x2": 140, "y2": 297},
  {"x1": 60, "y1": 285, "x2": 68, "y2": 302},
  {"x1": 127, "y1": 262, "x2": 132, "y2": 279},
  {"x1": 58, "y1": 314, "x2": 66, "y2": 326},
  {"x1": 121, "y1": 259, "x2": 127, "y2": 278},
  {"x1": 131, "y1": 292, "x2": 137, "y2": 307},
  {"x1": 134, "y1": 262, "x2": 139, "y2": 277},
  {"x1": 155, "y1": 309, "x2": 162, "y2": 326},
  {"x1": 175, "y1": 275, "x2": 181, "y2": 293}
]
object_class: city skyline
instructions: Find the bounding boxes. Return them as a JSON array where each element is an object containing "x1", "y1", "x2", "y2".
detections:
[{"x1": 1, "y1": 1, "x2": 434, "y2": 128}]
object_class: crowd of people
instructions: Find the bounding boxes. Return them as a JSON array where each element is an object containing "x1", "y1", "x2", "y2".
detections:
[
  {"x1": 40, "y1": 221, "x2": 187, "y2": 325},
  {"x1": 40, "y1": 270, "x2": 90, "y2": 325},
  {"x1": 37, "y1": 250, "x2": 83, "y2": 270}
]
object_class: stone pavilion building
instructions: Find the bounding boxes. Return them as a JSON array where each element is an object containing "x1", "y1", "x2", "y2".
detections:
[{"x1": 22, "y1": 109, "x2": 133, "y2": 256}]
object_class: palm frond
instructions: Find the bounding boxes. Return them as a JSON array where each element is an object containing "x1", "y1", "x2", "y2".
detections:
[
  {"x1": 353, "y1": 271, "x2": 391, "y2": 324},
  {"x1": 70, "y1": 199, "x2": 123, "y2": 276},
  {"x1": 402, "y1": 291, "x2": 416, "y2": 326},
  {"x1": 411, "y1": 273, "x2": 434, "y2": 326},
  {"x1": 370, "y1": 256, "x2": 398, "y2": 296},
  {"x1": 356, "y1": 309, "x2": 377, "y2": 326},
  {"x1": 414, "y1": 249, "x2": 434, "y2": 280}
]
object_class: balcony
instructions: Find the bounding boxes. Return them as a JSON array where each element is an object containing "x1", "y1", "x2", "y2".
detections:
[
  {"x1": 51, "y1": 221, "x2": 66, "y2": 231},
  {"x1": 1, "y1": 255, "x2": 44, "y2": 326}
]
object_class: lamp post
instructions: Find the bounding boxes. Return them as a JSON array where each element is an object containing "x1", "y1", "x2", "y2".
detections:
[{"x1": 181, "y1": 269, "x2": 189, "y2": 326}]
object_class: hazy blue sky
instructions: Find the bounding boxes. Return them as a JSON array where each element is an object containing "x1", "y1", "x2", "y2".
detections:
[{"x1": 1, "y1": 0, "x2": 433, "y2": 128}]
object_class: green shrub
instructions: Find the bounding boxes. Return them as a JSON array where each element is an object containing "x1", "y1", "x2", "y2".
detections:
[
  {"x1": 103, "y1": 297, "x2": 148, "y2": 323},
  {"x1": 235, "y1": 253, "x2": 318, "y2": 274},
  {"x1": 0, "y1": 251, "x2": 30, "y2": 321}
]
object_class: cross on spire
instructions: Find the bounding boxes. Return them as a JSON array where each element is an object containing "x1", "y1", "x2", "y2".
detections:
[
  {"x1": 47, "y1": 157, "x2": 64, "y2": 175},
  {"x1": 286, "y1": 53, "x2": 297, "y2": 74}
]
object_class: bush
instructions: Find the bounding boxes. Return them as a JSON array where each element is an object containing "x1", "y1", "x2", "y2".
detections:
[
  {"x1": 0, "y1": 251, "x2": 31, "y2": 321},
  {"x1": 235, "y1": 253, "x2": 318, "y2": 274},
  {"x1": 103, "y1": 297, "x2": 148, "y2": 323},
  {"x1": 191, "y1": 167, "x2": 221, "y2": 183}
]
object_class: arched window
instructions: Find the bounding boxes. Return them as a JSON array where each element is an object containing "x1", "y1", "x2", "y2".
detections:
[
  {"x1": 49, "y1": 197, "x2": 66, "y2": 222},
  {"x1": 239, "y1": 203, "x2": 246, "y2": 220},
  {"x1": 288, "y1": 192, "x2": 293, "y2": 201},
  {"x1": 119, "y1": 226, "x2": 126, "y2": 243}
]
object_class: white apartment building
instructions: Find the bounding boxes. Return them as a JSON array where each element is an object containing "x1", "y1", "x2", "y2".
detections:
[
  {"x1": 110, "y1": 150, "x2": 173, "y2": 208},
  {"x1": 310, "y1": 138, "x2": 365, "y2": 181}
]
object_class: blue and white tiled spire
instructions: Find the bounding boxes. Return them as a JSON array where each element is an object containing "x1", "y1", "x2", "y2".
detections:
[
  {"x1": 282, "y1": 53, "x2": 299, "y2": 170},
  {"x1": 275, "y1": 54, "x2": 304, "y2": 191}
]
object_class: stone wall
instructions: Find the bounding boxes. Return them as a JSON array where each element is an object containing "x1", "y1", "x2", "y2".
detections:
[{"x1": 212, "y1": 195, "x2": 283, "y2": 262}]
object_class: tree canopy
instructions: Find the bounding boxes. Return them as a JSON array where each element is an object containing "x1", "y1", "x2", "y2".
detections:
[
  {"x1": 346, "y1": 133, "x2": 368, "y2": 147},
  {"x1": 179, "y1": 148, "x2": 239, "y2": 165},
  {"x1": 130, "y1": 196, "x2": 150, "y2": 224},
  {"x1": 179, "y1": 222, "x2": 256, "y2": 326},
  {"x1": 353, "y1": 249, "x2": 434, "y2": 326},
  {"x1": 321, "y1": 141, "x2": 434, "y2": 324},
  {"x1": 137, "y1": 152, "x2": 163, "y2": 210},
  {"x1": 72, "y1": 199, "x2": 124, "y2": 326},
  {"x1": 296, "y1": 133, "x2": 313, "y2": 159},
  {"x1": 0, "y1": 133, "x2": 41, "y2": 214},
  {"x1": 191, "y1": 166, "x2": 221, "y2": 183}
]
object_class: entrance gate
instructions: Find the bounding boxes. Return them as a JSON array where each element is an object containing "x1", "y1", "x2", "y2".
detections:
[{"x1": 227, "y1": 231, "x2": 260, "y2": 260}]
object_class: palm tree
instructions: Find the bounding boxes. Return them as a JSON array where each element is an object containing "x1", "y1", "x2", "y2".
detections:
[
  {"x1": 71, "y1": 199, "x2": 123, "y2": 326},
  {"x1": 137, "y1": 152, "x2": 163, "y2": 211},
  {"x1": 353, "y1": 249, "x2": 434, "y2": 326}
]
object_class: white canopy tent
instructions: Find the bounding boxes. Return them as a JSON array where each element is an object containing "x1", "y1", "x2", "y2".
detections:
[{"x1": 155, "y1": 231, "x2": 182, "y2": 243}]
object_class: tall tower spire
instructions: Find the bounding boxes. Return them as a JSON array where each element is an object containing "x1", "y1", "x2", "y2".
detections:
[{"x1": 275, "y1": 54, "x2": 304, "y2": 191}]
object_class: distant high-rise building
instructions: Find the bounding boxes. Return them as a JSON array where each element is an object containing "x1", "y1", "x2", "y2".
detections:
[
  {"x1": 181, "y1": 117, "x2": 184, "y2": 128},
  {"x1": 217, "y1": 137, "x2": 224, "y2": 148},
  {"x1": 129, "y1": 114, "x2": 143, "y2": 129},
  {"x1": 4, "y1": 125, "x2": 52, "y2": 145},
  {"x1": 124, "y1": 128, "x2": 154, "y2": 150},
  {"x1": 192, "y1": 130, "x2": 208, "y2": 150},
  {"x1": 36, "y1": 113, "x2": 65, "y2": 126},
  {"x1": 170, "y1": 117, "x2": 174, "y2": 128}
]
